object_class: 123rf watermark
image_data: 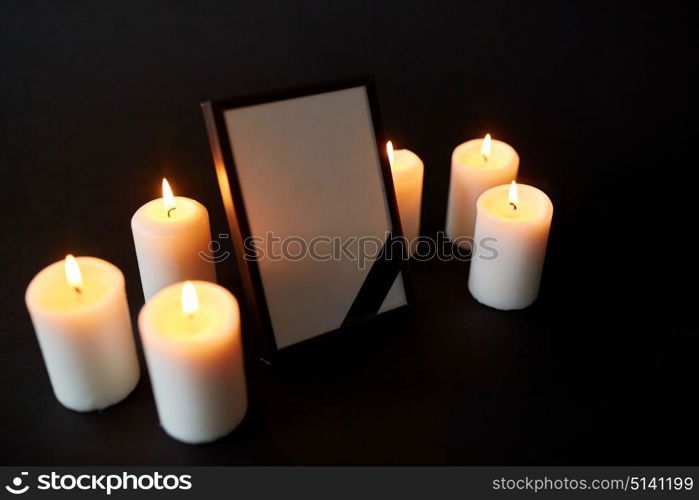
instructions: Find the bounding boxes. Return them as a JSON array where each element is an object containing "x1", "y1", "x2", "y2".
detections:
[{"x1": 492, "y1": 475, "x2": 694, "y2": 493}]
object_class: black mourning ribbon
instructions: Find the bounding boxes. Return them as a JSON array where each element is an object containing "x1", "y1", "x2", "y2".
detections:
[{"x1": 342, "y1": 232, "x2": 405, "y2": 326}]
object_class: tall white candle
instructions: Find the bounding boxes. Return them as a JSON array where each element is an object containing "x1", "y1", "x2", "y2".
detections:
[
  {"x1": 131, "y1": 179, "x2": 216, "y2": 300},
  {"x1": 446, "y1": 134, "x2": 519, "y2": 247},
  {"x1": 387, "y1": 141, "x2": 424, "y2": 256},
  {"x1": 138, "y1": 280, "x2": 247, "y2": 444},
  {"x1": 468, "y1": 182, "x2": 553, "y2": 310},
  {"x1": 25, "y1": 255, "x2": 140, "y2": 411}
]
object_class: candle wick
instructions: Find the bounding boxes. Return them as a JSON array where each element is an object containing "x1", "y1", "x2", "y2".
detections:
[
  {"x1": 482, "y1": 154, "x2": 488, "y2": 163},
  {"x1": 74, "y1": 286, "x2": 82, "y2": 295},
  {"x1": 509, "y1": 202, "x2": 517, "y2": 211},
  {"x1": 167, "y1": 207, "x2": 176, "y2": 218}
]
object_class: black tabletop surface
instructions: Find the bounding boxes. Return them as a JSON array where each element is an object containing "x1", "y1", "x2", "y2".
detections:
[{"x1": 1, "y1": 0, "x2": 696, "y2": 465}]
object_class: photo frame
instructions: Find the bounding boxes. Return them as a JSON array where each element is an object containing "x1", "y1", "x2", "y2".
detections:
[{"x1": 202, "y1": 76, "x2": 414, "y2": 352}]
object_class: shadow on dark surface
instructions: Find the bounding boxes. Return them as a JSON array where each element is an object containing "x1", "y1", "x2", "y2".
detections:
[{"x1": 2, "y1": 254, "x2": 697, "y2": 465}]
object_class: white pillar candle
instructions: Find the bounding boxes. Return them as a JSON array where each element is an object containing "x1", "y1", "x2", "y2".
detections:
[
  {"x1": 25, "y1": 255, "x2": 140, "y2": 411},
  {"x1": 138, "y1": 280, "x2": 247, "y2": 444},
  {"x1": 468, "y1": 182, "x2": 553, "y2": 310},
  {"x1": 131, "y1": 178, "x2": 216, "y2": 301},
  {"x1": 445, "y1": 134, "x2": 519, "y2": 247},
  {"x1": 387, "y1": 141, "x2": 424, "y2": 256}
]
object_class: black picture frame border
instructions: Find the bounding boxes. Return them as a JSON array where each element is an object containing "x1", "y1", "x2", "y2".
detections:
[{"x1": 202, "y1": 75, "x2": 415, "y2": 354}]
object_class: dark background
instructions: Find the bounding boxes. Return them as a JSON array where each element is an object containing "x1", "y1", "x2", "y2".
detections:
[{"x1": 1, "y1": 0, "x2": 697, "y2": 465}]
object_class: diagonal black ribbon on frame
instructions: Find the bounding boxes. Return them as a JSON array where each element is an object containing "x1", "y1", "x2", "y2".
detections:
[{"x1": 342, "y1": 232, "x2": 405, "y2": 326}]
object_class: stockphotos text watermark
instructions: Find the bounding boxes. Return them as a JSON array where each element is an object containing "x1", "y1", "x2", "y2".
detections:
[
  {"x1": 4, "y1": 471, "x2": 192, "y2": 495},
  {"x1": 198, "y1": 231, "x2": 499, "y2": 269}
]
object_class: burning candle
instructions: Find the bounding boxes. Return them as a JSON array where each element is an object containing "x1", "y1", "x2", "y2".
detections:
[
  {"x1": 25, "y1": 255, "x2": 140, "y2": 411},
  {"x1": 468, "y1": 182, "x2": 553, "y2": 310},
  {"x1": 131, "y1": 178, "x2": 216, "y2": 300},
  {"x1": 387, "y1": 141, "x2": 424, "y2": 256},
  {"x1": 138, "y1": 280, "x2": 247, "y2": 444},
  {"x1": 445, "y1": 134, "x2": 519, "y2": 248}
]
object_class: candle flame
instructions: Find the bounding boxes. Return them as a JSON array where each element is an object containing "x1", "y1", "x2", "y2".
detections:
[
  {"x1": 508, "y1": 180, "x2": 519, "y2": 205},
  {"x1": 162, "y1": 178, "x2": 176, "y2": 212},
  {"x1": 386, "y1": 141, "x2": 394, "y2": 167},
  {"x1": 64, "y1": 254, "x2": 83, "y2": 289},
  {"x1": 481, "y1": 133, "x2": 492, "y2": 157},
  {"x1": 181, "y1": 281, "x2": 199, "y2": 315}
]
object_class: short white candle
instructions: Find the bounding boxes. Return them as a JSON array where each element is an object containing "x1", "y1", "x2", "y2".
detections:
[
  {"x1": 131, "y1": 179, "x2": 216, "y2": 300},
  {"x1": 446, "y1": 134, "x2": 519, "y2": 247},
  {"x1": 25, "y1": 255, "x2": 140, "y2": 411},
  {"x1": 138, "y1": 280, "x2": 247, "y2": 444},
  {"x1": 468, "y1": 182, "x2": 553, "y2": 310},
  {"x1": 387, "y1": 141, "x2": 424, "y2": 256}
]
